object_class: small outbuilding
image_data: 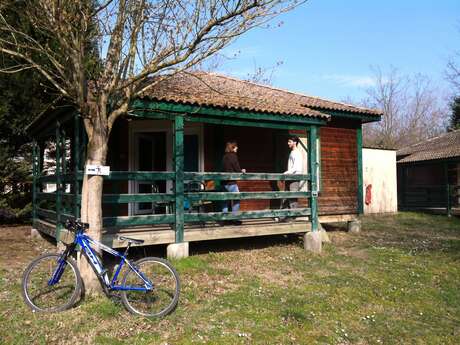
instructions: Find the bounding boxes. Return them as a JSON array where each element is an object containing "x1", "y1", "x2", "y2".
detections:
[
  {"x1": 397, "y1": 129, "x2": 460, "y2": 216},
  {"x1": 362, "y1": 147, "x2": 397, "y2": 214}
]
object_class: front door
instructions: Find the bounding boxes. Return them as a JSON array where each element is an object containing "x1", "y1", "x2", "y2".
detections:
[
  {"x1": 130, "y1": 123, "x2": 203, "y2": 216},
  {"x1": 134, "y1": 132, "x2": 167, "y2": 214},
  {"x1": 184, "y1": 134, "x2": 199, "y2": 172}
]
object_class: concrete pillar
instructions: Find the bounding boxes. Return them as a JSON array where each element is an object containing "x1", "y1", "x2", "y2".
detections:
[
  {"x1": 167, "y1": 242, "x2": 189, "y2": 259},
  {"x1": 348, "y1": 219, "x2": 361, "y2": 233},
  {"x1": 30, "y1": 228, "x2": 41, "y2": 239},
  {"x1": 319, "y1": 229, "x2": 331, "y2": 243},
  {"x1": 318, "y1": 223, "x2": 331, "y2": 243},
  {"x1": 304, "y1": 231, "x2": 322, "y2": 253},
  {"x1": 57, "y1": 241, "x2": 66, "y2": 251}
]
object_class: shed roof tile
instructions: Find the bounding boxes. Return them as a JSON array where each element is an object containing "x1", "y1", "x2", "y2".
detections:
[{"x1": 397, "y1": 129, "x2": 460, "y2": 163}]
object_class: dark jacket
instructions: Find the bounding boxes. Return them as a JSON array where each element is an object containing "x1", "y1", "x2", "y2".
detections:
[{"x1": 222, "y1": 152, "x2": 241, "y2": 185}]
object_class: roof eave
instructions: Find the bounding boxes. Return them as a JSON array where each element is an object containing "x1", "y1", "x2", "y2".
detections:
[
  {"x1": 26, "y1": 105, "x2": 76, "y2": 137},
  {"x1": 310, "y1": 109, "x2": 382, "y2": 123},
  {"x1": 131, "y1": 99, "x2": 330, "y2": 126}
]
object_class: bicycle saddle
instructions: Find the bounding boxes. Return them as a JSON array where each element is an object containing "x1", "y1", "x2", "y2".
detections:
[{"x1": 118, "y1": 236, "x2": 144, "y2": 245}]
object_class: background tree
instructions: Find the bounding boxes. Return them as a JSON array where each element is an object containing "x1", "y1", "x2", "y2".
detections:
[
  {"x1": 0, "y1": 1, "x2": 57, "y2": 223},
  {"x1": 446, "y1": 37, "x2": 460, "y2": 131},
  {"x1": 244, "y1": 60, "x2": 284, "y2": 85},
  {"x1": 360, "y1": 67, "x2": 447, "y2": 149},
  {"x1": 446, "y1": 50, "x2": 460, "y2": 93},
  {"x1": 0, "y1": 0, "x2": 304, "y2": 292},
  {"x1": 448, "y1": 96, "x2": 460, "y2": 131}
]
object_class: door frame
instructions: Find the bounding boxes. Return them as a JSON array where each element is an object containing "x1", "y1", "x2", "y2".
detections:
[
  {"x1": 128, "y1": 120, "x2": 204, "y2": 216},
  {"x1": 133, "y1": 132, "x2": 157, "y2": 214}
]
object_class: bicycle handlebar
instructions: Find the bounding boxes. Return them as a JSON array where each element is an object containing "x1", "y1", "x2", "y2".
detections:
[{"x1": 64, "y1": 218, "x2": 90, "y2": 232}]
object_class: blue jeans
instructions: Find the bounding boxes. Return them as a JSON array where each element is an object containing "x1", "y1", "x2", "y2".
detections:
[{"x1": 222, "y1": 184, "x2": 240, "y2": 215}]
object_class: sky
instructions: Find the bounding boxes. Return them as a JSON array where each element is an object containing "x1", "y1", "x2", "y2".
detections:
[{"x1": 219, "y1": 0, "x2": 460, "y2": 103}]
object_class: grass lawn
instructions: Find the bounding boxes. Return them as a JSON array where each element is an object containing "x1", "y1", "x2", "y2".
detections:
[{"x1": 0, "y1": 212, "x2": 459, "y2": 344}]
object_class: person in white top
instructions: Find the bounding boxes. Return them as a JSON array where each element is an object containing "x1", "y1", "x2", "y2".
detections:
[
  {"x1": 285, "y1": 137, "x2": 303, "y2": 175},
  {"x1": 280, "y1": 136, "x2": 302, "y2": 221}
]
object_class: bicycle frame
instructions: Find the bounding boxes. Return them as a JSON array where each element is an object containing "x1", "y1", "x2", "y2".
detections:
[{"x1": 50, "y1": 232, "x2": 153, "y2": 292}]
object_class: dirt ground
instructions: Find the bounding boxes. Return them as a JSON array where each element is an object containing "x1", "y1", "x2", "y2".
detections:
[{"x1": 0, "y1": 225, "x2": 56, "y2": 270}]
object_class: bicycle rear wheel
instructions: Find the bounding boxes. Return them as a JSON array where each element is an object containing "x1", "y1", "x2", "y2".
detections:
[
  {"x1": 22, "y1": 253, "x2": 82, "y2": 312},
  {"x1": 121, "y1": 257, "x2": 180, "y2": 317}
]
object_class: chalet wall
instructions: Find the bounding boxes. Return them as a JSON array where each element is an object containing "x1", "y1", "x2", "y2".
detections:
[
  {"x1": 362, "y1": 148, "x2": 397, "y2": 213},
  {"x1": 317, "y1": 119, "x2": 359, "y2": 215}
]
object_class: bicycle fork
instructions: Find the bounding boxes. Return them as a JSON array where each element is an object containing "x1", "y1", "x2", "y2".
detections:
[{"x1": 48, "y1": 249, "x2": 73, "y2": 286}]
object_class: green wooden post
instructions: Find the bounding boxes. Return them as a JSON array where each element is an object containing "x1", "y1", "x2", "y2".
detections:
[
  {"x1": 174, "y1": 115, "x2": 185, "y2": 242},
  {"x1": 32, "y1": 141, "x2": 38, "y2": 224},
  {"x1": 55, "y1": 121, "x2": 63, "y2": 240},
  {"x1": 400, "y1": 166, "x2": 406, "y2": 209},
  {"x1": 61, "y1": 128, "x2": 68, "y2": 214},
  {"x1": 73, "y1": 113, "x2": 81, "y2": 219},
  {"x1": 80, "y1": 118, "x2": 87, "y2": 169},
  {"x1": 308, "y1": 126, "x2": 318, "y2": 232},
  {"x1": 356, "y1": 126, "x2": 364, "y2": 214},
  {"x1": 445, "y1": 162, "x2": 451, "y2": 217},
  {"x1": 447, "y1": 184, "x2": 451, "y2": 217},
  {"x1": 38, "y1": 140, "x2": 44, "y2": 178},
  {"x1": 37, "y1": 141, "x2": 44, "y2": 213},
  {"x1": 213, "y1": 125, "x2": 224, "y2": 191}
]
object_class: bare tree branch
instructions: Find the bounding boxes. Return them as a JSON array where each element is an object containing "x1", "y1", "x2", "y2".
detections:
[{"x1": 360, "y1": 66, "x2": 448, "y2": 149}]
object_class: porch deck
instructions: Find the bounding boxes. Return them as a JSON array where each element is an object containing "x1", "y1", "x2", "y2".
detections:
[{"x1": 35, "y1": 214, "x2": 358, "y2": 248}]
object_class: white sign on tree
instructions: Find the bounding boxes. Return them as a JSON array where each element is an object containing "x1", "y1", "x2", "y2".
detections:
[{"x1": 85, "y1": 165, "x2": 110, "y2": 176}]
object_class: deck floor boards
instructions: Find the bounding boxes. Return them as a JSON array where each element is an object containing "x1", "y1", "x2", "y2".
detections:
[
  {"x1": 103, "y1": 218, "x2": 311, "y2": 247},
  {"x1": 34, "y1": 214, "x2": 359, "y2": 248}
]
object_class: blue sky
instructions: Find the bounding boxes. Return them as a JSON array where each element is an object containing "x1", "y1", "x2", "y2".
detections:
[{"x1": 219, "y1": 0, "x2": 460, "y2": 102}]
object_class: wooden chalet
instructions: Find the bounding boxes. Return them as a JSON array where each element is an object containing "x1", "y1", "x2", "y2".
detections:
[
  {"x1": 28, "y1": 72, "x2": 382, "y2": 251},
  {"x1": 397, "y1": 129, "x2": 460, "y2": 216}
]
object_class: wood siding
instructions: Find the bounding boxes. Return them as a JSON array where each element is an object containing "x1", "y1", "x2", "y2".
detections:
[{"x1": 318, "y1": 119, "x2": 359, "y2": 215}]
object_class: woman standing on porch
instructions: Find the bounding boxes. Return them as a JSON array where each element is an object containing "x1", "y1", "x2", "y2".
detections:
[{"x1": 222, "y1": 141, "x2": 246, "y2": 225}]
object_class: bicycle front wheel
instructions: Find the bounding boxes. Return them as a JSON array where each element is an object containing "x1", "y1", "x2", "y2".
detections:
[
  {"x1": 22, "y1": 253, "x2": 82, "y2": 312},
  {"x1": 121, "y1": 257, "x2": 180, "y2": 317}
]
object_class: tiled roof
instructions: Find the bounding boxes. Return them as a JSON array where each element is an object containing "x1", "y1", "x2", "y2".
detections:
[
  {"x1": 397, "y1": 129, "x2": 460, "y2": 163},
  {"x1": 139, "y1": 72, "x2": 382, "y2": 120}
]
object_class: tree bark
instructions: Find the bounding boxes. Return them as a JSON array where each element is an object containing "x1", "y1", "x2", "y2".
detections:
[{"x1": 78, "y1": 111, "x2": 109, "y2": 294}]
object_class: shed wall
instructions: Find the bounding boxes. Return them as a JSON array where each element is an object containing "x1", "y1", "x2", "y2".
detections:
[{"x1": 362, "y1": 148, "x2": 397, "y2": 213}]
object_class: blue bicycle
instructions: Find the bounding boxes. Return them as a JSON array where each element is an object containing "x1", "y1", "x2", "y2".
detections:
[{"x1": 21, "y1": 219, "x2": 180, "y2": 317}]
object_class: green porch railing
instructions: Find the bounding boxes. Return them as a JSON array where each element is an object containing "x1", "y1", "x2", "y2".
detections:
[
  {"x1": 34, "y1": 170, "x2": 314, "y2": 237},
  {"x1": 399, "y1": 184, "x2": 460, "y2": 216},
  {"x1": 183, "y1": 172, "x2": 310, "y2": 181}
]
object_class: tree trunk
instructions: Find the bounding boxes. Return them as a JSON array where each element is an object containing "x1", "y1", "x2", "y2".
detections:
[{"x1": 78, "y1": 115, "x2": 109, "y2": 294}]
